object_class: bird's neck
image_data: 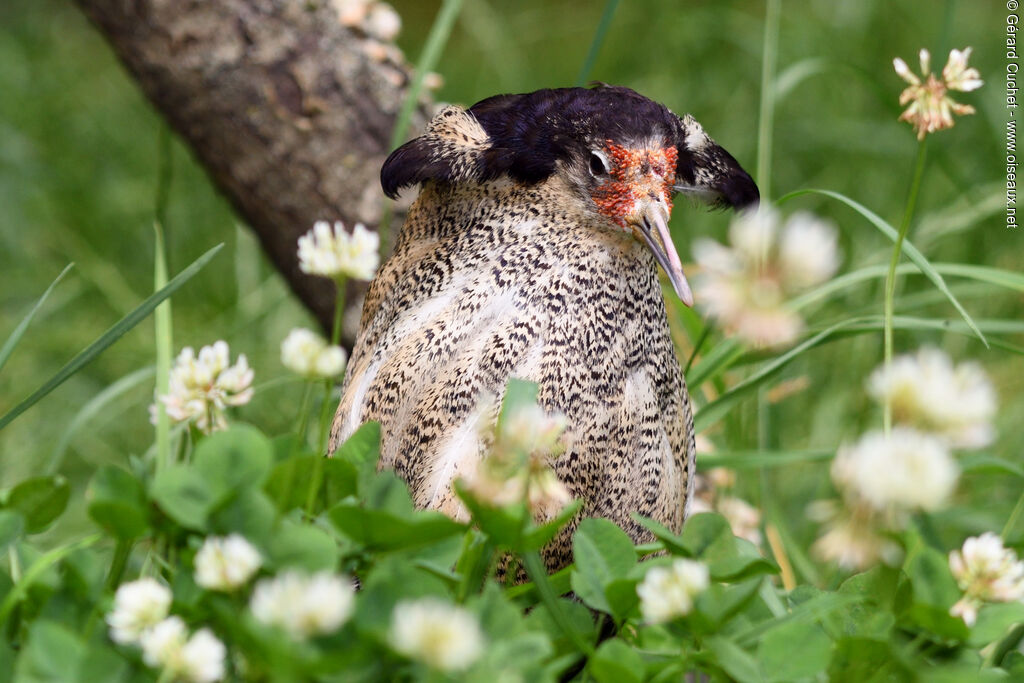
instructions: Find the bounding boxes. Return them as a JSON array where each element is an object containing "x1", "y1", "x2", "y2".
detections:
[{"x1": 399, "y1": 176, "x2": 641, "y2": 261}]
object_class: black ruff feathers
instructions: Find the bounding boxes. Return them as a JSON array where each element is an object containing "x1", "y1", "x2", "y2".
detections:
[{"x1": 381, "y1": 85, "x2": 758, "y2": 210}]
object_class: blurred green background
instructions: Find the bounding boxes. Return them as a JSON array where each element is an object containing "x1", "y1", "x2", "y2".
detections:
[{"x1": 0, "y1": 0, "x2": 1018, "y2": 560}]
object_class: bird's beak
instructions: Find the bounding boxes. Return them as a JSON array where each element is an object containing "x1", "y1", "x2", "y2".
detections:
[{"x1": 631, "y1": 203, "x2": 694, "y2": 307}]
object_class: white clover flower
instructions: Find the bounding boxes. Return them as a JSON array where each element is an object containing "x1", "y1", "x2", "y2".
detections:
[
  {"x1": 688, "y1": 495, "x2": 713, "y2": 516},
  {"x1": 949, "y1": 532, "x2": 1024, "y2": 626},
  {"x1": 867, "y1": 347, "x2": 996, "y2": 449},
  {"x1": 280, "y1": 328, "x2": 348, "y2": 379},
  {"x1": 250, "y1": 571, "x2": 355, "y2": 639},
  {"x1": 365, "y1": 3, "x2": 401, "y2": 41},
  {"x1": 462, "y1": 456, "x2": 572, "y2": 520},
  {"x1": 707, "y1": 467, "x2": 735, "y2": 488},
  {"x1": 831, "y1": 428, "x2": 958, "y2": 513},
  {"x1": 636, "y1": 558, "x2": 710, "y2": 624},
  {"x1": 693, "y1": 209, "x2": 839, "y2": 349},
  {"x1": 777, "y1": 212, "x2": 841, "y2": 289},
  {"x1": 180, "y1": 629, "x2": 227, "y2": 683},
  {"x1": 194, "y1": 534, "x2": 263, "y2": 592},
  {"x1": 140, "y1": 616, "x2": 188, "y2": 669},
  {"x1": 810, "y1": 505, "x2": 903, "y2": 571},
  {"x1": 729, "y1": 208, "x2": 777, "y2": 263},
  {"x1": 692, "y1": 237, "x2": 743, "y2": 276},
  {"x1": 943, "y1": 47, "x2": 984, "y2": 92},
  {"x1": 717, "y1": 496, "x2": 763, "y2": 547},
  {"x1": 497, "y1": 402, "x2": 568, "y2": 457},
  {"x1": 422, "y1": 72, "x2": 445, "y2": 91},
  {"x1": 332, "y1": 0, "x2": 400, "y2": 41},
  {"x1": 141, "y1": 618, "x2": 226, "y2": 683},
  {"x1": 951, "y1": 533, "x2": 1024, "y2": 601},
  {"x1": 894, "y1": 47, "x2": 982, "y2": 140},
  {"x1": 389, "y1": 598, "x2": 484, "y2": 672},
  {"x1": 692, "y1": 259, "x2": 800, "y2": 348},
  {"x1": 297, "y1": 220, "x2": 380, "y2": 281},
  {"x1": 689, "y1": 466, "x2": 760, "y2": 545},
  {"x1": 107, "y1": 577, "x2": 173, "y2": 645},
  {"x1": 729, "y1": 301, "x2": 803, "y2": 349},
  {"x1": 332, "y1": 0, "x2": 370, "y2": 26},
  {"x1": 316, "y1": 347, "x2": 347, "y2": 377},
  {"x1": 462, "y1": 399, "x2": 572, "y2": 518},
  {"x1": 949, "y1": 599, "x2": 979, "y2": 627},
  {"x1": 151, "y1": 341, "x2": 254, "y2": 434},
  {"x1": 694, "y1": 434, "x2": 717, "y2": 456},
  {"x1": 525, "y1": 468, "x2": 573, "y2": 519},
  {"x1": 892, "y1": 56, "x2": 917, "y2": 84}
]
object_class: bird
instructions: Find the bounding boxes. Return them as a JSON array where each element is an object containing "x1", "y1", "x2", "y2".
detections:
[{"x1": 329, "y1": 85, "x2": 758, "y2": 571}]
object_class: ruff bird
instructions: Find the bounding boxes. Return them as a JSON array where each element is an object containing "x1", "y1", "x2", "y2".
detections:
[{"x1": 330, "y1": 85, "x2": 758, "y2": 570}]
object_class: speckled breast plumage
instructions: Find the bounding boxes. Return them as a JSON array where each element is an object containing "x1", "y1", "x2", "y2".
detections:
[{"x1": 330, "y1": 176, "x2": 695, "y2": 570}]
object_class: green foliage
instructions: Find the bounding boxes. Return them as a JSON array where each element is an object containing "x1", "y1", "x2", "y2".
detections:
[
  {"x1": 193, "y1": 425, "x2": 274, "y2": 498},
  {"x1": 3, "y1": 393, "x2": 1017, "y2": 680},
  {"x1": 589, "y1": 638, "x2": 643, "y2": 683},
  {"x1": 15, "y1": 621, "x2": 86, "y2": 683},
  {"x1": 4, "y1": 476, "x2": 69, "y2": 534},
  {"x1": 0, "y1": 243, "x2": 222, "y2": 433},
  {"x1": 86, "y1": 465, "x2": 149, "y2": 540},
  {"x1": 570, "y1": 518, "x2": 636, "y2": 615}
]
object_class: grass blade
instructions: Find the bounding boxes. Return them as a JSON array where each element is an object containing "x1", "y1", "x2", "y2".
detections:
[
  {"x1": 0, "y1": 263, "x2": 74, "y2": 375},
  {"x1": 724, "y1": 316, "x2": 1024, "y2": 380},
  {"x1": 0, "y1": 534, "x2": 101, "y2": 626},
  {"x1": 778, "y1": 188, "x2": 988, "y2": 347},
  {"x1": 791, "y1": 262, "x2": 1024, "y2": 311},
  {"x1": 773, "y1": 57, "x2": 830, "y2": 100},
  {"x1": 522, "y1": 551, "x2": 594, "y2": 656},
  {"x1": 0, "y1": 244, "x2": 223, "y2": 433},
  {"x1": 790, "y1": 264, "x2": 890, "y2": 310},
  {"x1": 153, "y1": 221, "x2": 173, "y2": 474},
  {"x1": 755, "y1": 0, "x2": 781, "y2": 202},
  {"x1": 699, "y1": 449, "x2": 833, "y2": 469},
  {"x1": 829, "y1": 315, "x2": 1024, "y2": 337},
  {"x1": 379, "y1": 0, "x2": 464, "y2": 252},
  {"x1": 388, "y1": 0, "x2": 465, "y2": 152},
  {"x1": 916, "y1": 183, "x2": 1004, "y2": 246},
  {"x1": 828, "y1": 316, "x2": 1024, "y2": 356},
  {"x1": 574, "y1": 0, "x2": 619, "y2": 86},
  {"x1": 881, "y1": 140, "x2": 928, "y2": 432},
  {"x1": 764, "y1": 502, "x2": 821, "y2": 587},
  {"x1": 153, "y1": 126, "x2": 175, "y2": 473},
  {"x1": 686, "y1": 339, "x2": 743, "y2": 389},
  {"x1": 695, "y1": 318, "x2": 867, "y2": 433},
  {"x1": 928, "y1": 263, "x2": 1024, "y2": 293},
  {"x1": 733, "y1": 591, "x2": 863, "y2": 648}
]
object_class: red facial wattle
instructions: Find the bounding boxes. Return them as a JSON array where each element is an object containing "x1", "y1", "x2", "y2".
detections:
[
  {"x1": 591, "y1": 141, "x2": 678, "y2": 228},
  {"x1": 589, "y1": 141, "x2": 693, "y2": 306}
]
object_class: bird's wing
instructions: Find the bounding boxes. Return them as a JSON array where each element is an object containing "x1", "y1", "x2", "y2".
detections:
[
  {"x1": 334, "y1": 253, "x2": 543, "y2": 518},
  {"x1": 341, "y1": 228, "x2": 692, "y2": 532},
  {"x1": 521, "y1": 256, "x2": 692, "y2": 544}
]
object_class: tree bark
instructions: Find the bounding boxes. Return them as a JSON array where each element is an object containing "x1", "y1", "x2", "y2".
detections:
[{"x1": 73, "y1": 0, "x2": 427, "y2": 339}]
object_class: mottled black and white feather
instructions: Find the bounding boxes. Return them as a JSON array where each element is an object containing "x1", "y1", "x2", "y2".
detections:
[{"x1": 336, "y1": 85, "x2": 758, "y2": 572}]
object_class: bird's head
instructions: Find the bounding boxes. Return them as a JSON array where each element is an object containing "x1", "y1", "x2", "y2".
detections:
[{"x1": 382, "y1": 85, "x2": 759, "y2": 306}]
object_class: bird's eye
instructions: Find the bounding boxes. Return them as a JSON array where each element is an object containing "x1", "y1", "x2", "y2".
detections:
[{"x1": 589, "y1": 151, "x2": 610, "y2": 177}]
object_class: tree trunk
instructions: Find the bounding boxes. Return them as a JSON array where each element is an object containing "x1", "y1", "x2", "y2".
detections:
[{"x1": 73, "y1": 0, "x2": 427, "y2": 339}]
